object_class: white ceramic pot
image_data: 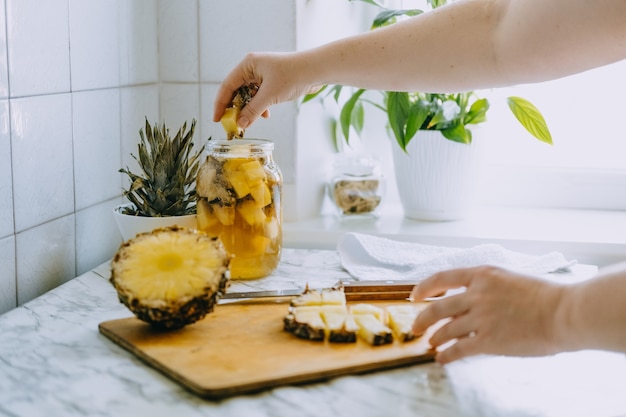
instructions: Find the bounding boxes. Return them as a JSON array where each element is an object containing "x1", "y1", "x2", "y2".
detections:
[
  {"x1": 390, "y1": 130, "x2": 482, "y2": 221},
  {"x1": 113, "y1": 203, "x2": 197, "y2": 241}
]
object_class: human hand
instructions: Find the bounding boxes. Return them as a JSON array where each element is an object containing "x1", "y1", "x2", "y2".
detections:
[
  {"x1": 411, "y1": 266, "x2": 566, "y2": 364},
  {"x1": 213, "y1": 51, "x2": 322, "y2": 130}
]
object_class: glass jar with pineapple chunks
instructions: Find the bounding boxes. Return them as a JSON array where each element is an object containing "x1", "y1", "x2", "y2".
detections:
[{"x1": 196, "y1": 139, "x2": 282, "y2": 279}]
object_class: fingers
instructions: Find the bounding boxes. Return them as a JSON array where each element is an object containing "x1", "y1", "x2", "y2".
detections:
[
  {"x1": 411, "y1": 268, "x2": 476, "y2": 301},
  {"x1": 412, "y1": 293, "x2": 468, "y2": 336},
  {"x1": 428, "y1": 313, "x2": 475, "y2": 349},
  {"x1": 237, "y1": 89, "x2": 271, "y2": 128},
  {"x1": 213, "y1": 72, "x2": 246, "y2": 122},
  {"x1": 435, "y1": 336, "x2": 482, "y2": 364}
]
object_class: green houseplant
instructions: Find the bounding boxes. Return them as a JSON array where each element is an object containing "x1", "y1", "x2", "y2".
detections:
[
  {"x1": 113, "y1": 118, "x2": 205, "y2": 240},
  {"x1": 304, "y1": 0, "x2": 553, "y2": 152}
]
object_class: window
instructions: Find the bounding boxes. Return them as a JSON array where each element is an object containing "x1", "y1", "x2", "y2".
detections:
[{"x1": 477, "y1": 60, "x2": 626, "y2": 210}]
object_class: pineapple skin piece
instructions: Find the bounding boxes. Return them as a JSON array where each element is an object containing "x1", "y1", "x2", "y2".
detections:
[
  {"x1": 110, "y1": 226, "x2": 231, "y2": 330},
  {"x1": 220, "y1": 84, "x2": 257, "y2": 140}
]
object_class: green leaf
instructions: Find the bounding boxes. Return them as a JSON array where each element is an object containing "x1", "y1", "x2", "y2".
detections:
[
  {"x1": 330, "y1": 118, "x2": 340, "y2": 152},
  {"x1": 405, "y1": 101, "x2": 430, "y2": 143},
  {"x1": 465, "y1": 98, "x2": 489, "y2": 125},
  {"x1": 426, "y1": 103, "x2": 447, "y2": 129},
  {"x1": 427, "y1": 0, "x2": 447, "y2": 9},
  {"x1": 442, "y1": 124, "x2": 472, "y2": 144},
  {"x1": 372, "y1": 9, "x2": 423, "y2": 29},
  {"x1": 387, "y1": 92, "x2": 410, "y2": 150},
  {"x1": 353, "y1": 101, "x2": 365, "y2": 135},
  {"x1": 507, "y1": 96, "x2": 553, "y2": 145},
  {"x1": 349, "y1": 0, "x2": 383, "y2": 7},
  {"x1": 339, "y1": 89, "x2": 366, "y2": 143},
  {"x1": 302, "y1": 85, "x2": 327, "y2": 104}
]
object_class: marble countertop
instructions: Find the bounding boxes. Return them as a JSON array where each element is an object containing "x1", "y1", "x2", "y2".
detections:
[{"x1": 2, "y1": 248, "x2": 626, "y2": 417}]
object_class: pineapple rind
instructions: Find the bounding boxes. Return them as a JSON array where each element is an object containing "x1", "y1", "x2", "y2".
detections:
[
  {"x1": 284, "y1": 311, "x2": 325, "y2": 341},
  {"x1": 110, "y1": 226, "x2": 231, "y2": 330},
  {"x1": 221, "y1": 84, "x2": 257, "y2": 140}
]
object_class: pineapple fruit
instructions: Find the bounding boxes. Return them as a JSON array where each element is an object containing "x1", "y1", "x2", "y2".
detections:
[
  {"x1": 220, "y1": 84, "x2": 258, "y2": 140},
  {"x1": 110, "y1": 226, "x2": 231, "y2": 330},
  {"x1": 119, "y1": 118, "x2": 203, "y2": 217},
  {"x1": 284, "y1": 285, "x2": 424, "y2": 345}
]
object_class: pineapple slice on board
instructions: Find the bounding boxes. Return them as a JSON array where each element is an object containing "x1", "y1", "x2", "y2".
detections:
[
  {"x1": 386, "y1": 305, "x2": 422, "y2": 342},
  {"x1": 321, "y1": 311, "x2": 358, "y2": 343},
  {"x1": 283, "y1": 310, "x2": 326, "y2": 341},
  {"x1": 110, "y1": 226, "x2": 231, "y2": 330},
  {"x1": 352, "y1": 314, "x2": 394, "y2": 346},
  {"x1": 350, "y1": 303, "x2": 385, "y2": 321}
]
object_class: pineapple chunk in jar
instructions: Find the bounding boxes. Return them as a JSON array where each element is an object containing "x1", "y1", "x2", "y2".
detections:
[{"x1": 197, "y1": 139, "x2": 282, "y2": 279}]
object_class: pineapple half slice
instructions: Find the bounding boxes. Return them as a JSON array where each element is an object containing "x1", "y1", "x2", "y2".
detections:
[
  {"x1": 220, "y1": 84, "x2": 258, "y2": 140},
  {"x1": 386, "y1": 305, "x2": 422, "y2": 342},
  {"x1": 110, "y1": 226, "x2": 231, "y2": 330}
]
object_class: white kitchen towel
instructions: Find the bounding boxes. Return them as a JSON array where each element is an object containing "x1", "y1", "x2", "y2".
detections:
[{"x1": 337, "y1": 232, "x2": 577, "y2": 281}]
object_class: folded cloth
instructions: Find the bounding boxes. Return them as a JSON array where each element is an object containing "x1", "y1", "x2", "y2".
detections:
[{"x1": 337, "y1": 232, "x2": 577, "y2": 281}]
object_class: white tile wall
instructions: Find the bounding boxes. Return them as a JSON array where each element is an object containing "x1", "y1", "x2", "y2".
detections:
[
  {"x1": 16, "y1": 215, "x2": 75, "y2": 305},
  {"x1": 76, "y1": 198, "x2": 122, "y2": 276},
  {"x1": 0, "y1": 236, "x2": 16, "y2": 314},
  {"x1": 0, "y1": 100, "x2": 12, "y2": 239},
  {"x1": 119, "y1": 1, "x2": 159, "y2": 86},
  {"x1": 160, "y1": 83, "x2": 200, "y2": 134},
  {"x1": 72, "y1": 89, "x2": 121, "y2": 211},
  {"x1": 199, "y1": 0, "x2": 296, "y2": 82},
  {"x1": 0, "y1": 0, "x2": 8, "y2": 99},
  {"x1": 11, "y1": 94, "x2": 74, "y2": 232},
  {"x1": 158, "y1": 0, "x2": 199, "y2": 83},
  {"x1": 6, "y1": 0, "x2": 71, "y2": 97},
  {"x1": 69, "y1": 0, "x2": 120, "y2": 91}
]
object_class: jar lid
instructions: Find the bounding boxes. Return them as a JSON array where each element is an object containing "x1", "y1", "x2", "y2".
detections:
[
  {"x1": 332, "y1": 154, "x2": 379, "y2": 176},
  {"x1": 206, "y1": 138, "x2": 274, "y2": 155}
]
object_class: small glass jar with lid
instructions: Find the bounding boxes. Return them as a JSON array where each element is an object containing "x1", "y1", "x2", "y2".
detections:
[
  {"x1": 196, "y1": 138, "x2": 282, "y2": 279},
  {"x1": 327, "y1": 154, "x2": 384, "y2": 218}
]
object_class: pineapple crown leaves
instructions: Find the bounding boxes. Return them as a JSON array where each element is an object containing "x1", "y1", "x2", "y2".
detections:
[{"x1": 119, "y1": 118, "x2": 205, "y2": 217}]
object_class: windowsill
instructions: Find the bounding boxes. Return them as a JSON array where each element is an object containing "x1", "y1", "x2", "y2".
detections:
[{"x1": 283, "y1": 203, "x2": 626, "y2": 267}]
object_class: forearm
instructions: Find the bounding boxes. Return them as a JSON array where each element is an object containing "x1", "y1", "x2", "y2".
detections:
[
  {"x1": 555, "y1": 262, "x2": 626, "y2": 353},
  {"x1": 299, "y1": 0, "x2": 626, "y2": 93},
  {"x1": 301, "y1": 0, "x2": 501, "y2": 93}
]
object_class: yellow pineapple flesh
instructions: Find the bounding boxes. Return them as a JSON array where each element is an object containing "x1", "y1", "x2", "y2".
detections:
[
  {"x1": 110, "y1": 226, "x2": 231, "y2": 330},
  {"x1": 220, "y1": 84, "x2": 257, "y2": 140}
]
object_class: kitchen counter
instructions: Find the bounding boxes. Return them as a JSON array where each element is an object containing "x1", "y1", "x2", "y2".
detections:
[
  {"x1": 284, "y1": 204, "x2": 626, "y2": 267},
  {"x1": 2, "y1": 248, "x2": 626, "y2": 417}
]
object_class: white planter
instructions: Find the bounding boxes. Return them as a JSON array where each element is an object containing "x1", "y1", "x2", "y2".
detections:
[
  {"x1": 113, "y1": 203, "x2": 197, "y2": 241},
  {"x1": 390, "y1": 130, "x2": 482, "y2": 221}
]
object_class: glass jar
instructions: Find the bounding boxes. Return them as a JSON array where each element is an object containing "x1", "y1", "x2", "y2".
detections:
[
  {"x1": 327, "y1": 154, "x2": 384, "y2": 218},
  {"x1": 196, "y1": 139, "x2": 282, "y2": 279}
]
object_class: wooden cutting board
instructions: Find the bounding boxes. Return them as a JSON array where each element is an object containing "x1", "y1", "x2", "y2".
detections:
[{"x1": 99, "y1": 299, "x2": 436, "y2": 399}]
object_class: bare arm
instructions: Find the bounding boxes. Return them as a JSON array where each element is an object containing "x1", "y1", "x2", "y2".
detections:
[
  {"x1": 309, "y1": 0, "x2": 626, "y2": 90},
  {"x1": 410, "y1": 262, "x2": 626, "y2": 364},
  {"x1": 214, "y1": 0, "x2": 626, "y2": 126},
  {"x1": 558, "y1": 262, "x2": 626, "y2": 353}
]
